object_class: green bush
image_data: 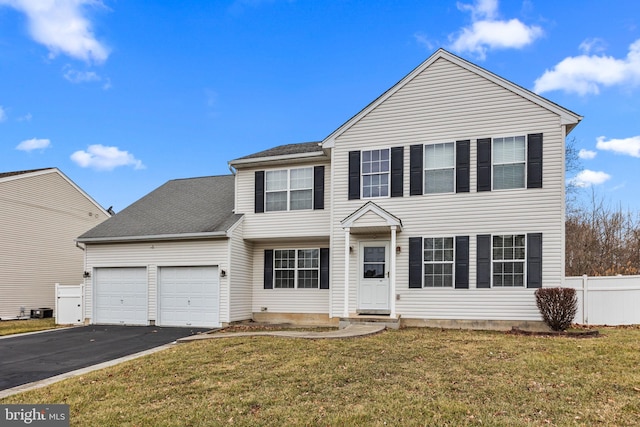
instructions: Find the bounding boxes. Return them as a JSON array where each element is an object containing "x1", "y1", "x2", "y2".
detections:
[{"x1": 535, "y1": 287, "x2": 578, "y2": 331}]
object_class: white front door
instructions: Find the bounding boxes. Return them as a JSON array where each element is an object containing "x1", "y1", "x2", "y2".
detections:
[{"x1": 358, "y1": 241, "x2": 390, "y2": 314}]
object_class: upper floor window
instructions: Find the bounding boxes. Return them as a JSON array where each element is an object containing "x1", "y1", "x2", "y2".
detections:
[
  {"x1": 493, "y1": 136, "x2": 526, "y2": 190},
  {"x1": 492, "y1": 234, "x2": 525, "y2": 287},
  {"x1": 265, "y1": 167, "x2": 313, "y2": 211},
  {"x1": 361, "y1": 148, "x2": 390, "y2": 198},
  {"x1": 424, "y1": 143, "x2": 455, "y2": 194}
]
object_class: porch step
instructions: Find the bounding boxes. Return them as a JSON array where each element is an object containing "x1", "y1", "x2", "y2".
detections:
[{"x1": 339, "y1": 314, "x2": 401, "y2": 330}]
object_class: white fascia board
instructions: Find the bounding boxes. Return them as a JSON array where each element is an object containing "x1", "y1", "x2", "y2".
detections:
[
  {"x1": 229, "y1": 151, "x2": 326, "y2": 168},
  {"x1": 341, "y1": 201, "x2": 403, "y2": 230},
  {"x1": 77, "y1": 231, "x2": 228, "y2": 244}
]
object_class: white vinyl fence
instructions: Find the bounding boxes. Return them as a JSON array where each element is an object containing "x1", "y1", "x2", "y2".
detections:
[
  {"x1": 55, "y1": 283, "x2": 84, "y2": 325},
  {"x1": 564, "y1": 275, "x2": 640, "y2": 325}
]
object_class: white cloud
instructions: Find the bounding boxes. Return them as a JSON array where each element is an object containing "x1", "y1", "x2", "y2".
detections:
[
  {"x1": 578, "y1": 149, "x2": 597, "y2": 160},
  {"x1": 449, "y1": 0, "x2": 543, "y2": 60},
  {"x1": 71, "y1": 144, "x2": 145, "y2": 171},
  {"x1": 596, "y1": 135, "x2": 640, "y2": 158},
  {"x1": 534, "y1": 39, "x2": 640, "y2": 95},
  {"x1": 569, "y1": 169, "x2": 612, "y2": 188},
  {"x1": 16, "y1": 137, "x2": 51, "y2": 152},
  {"x1": 0, "y1": 106, "x2": 6, "y2": 122},
  {"x1": 0, "y1": 0, "x2": 110, "y2": 63},
  {"x1": 17, "y1": 112, "x2": 32, "y2": 121},
  {"x1": 579, "y1": 38, "x2": 607, "y2": 55},
  {"x1": 413, "y1": 32, "x2": 434, "y2": 51},
  {"x1": 63, "y1": 68, "x2": 101, "y2": 83}
]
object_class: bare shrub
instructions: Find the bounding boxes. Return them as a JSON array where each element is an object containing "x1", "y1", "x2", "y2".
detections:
[{"x1": 535, "y1": 288, "x2": 578, "y2": 331}]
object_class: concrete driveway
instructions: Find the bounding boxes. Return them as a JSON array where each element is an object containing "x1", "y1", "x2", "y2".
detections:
[{"x1": 0, "y1": 325, "x2": 209, "y2": 392}]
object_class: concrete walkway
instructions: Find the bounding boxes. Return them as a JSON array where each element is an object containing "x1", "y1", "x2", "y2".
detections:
[{"x1": 177, "y1": 324, "x2": 386, "y2": 342}]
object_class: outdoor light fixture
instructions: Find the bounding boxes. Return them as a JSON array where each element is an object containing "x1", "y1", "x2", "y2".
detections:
[
  {"x1": 220, "y1": 270, "x2": 227, "y2": 278},
  {"x1": 83, "y1": 271, "x2": 91, "y2": 278}
]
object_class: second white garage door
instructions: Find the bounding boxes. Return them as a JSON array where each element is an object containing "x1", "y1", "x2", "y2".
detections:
[{"x1": 158, "y1": 266, "x2": 220, "y2": 328}]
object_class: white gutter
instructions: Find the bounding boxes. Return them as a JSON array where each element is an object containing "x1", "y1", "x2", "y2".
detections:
[{"x1": 76, "y1": 231, "x2": 228, "y2": 244}]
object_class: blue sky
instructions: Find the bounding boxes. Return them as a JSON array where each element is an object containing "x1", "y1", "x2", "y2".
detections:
[{"x1": 1, "y1": 0, "x2": 639, "y2": 212}]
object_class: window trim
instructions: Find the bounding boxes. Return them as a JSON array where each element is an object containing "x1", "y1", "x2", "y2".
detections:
[
  {"x1": 423, "y1": 142, "x2": 456, "y2": 194},
  {"x1": 265, "y1": 167, "x2": 314, "y2": 212},
  {"x1": 272, "y1": 248, "x2": 320, "y2": 289},
  {"x1": 360, "y1": 147, "x2": 391, "y2": 199},
  {"x1": 491, "y1": 233, "x2": 527, "y2": 288},
  {"x1": 491, "y1": 135, "x2": 527, "y2": 191}
]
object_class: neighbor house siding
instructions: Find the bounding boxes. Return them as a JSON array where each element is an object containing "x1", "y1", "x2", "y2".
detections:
[
  {"x1": 329, "y1": 57, "x2": 564, "y2": 321},
  {"x1": 228, "y1": 221, "x2": 253, "y2": 322},
  {"x1": 251, "y1": 239, "x2": 330, "y2": 314},
  {"x1": 235, "y1": 160, "x2": 331, "y2": 240},
  {"x1": 83, "y1": 240, "x2": 229, "y2": 323},
  {"x1": 0, "y1": 170, "x2": 106, "y2": 319}
]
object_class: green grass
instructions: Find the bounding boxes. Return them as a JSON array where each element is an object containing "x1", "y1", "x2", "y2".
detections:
[
  {"x1": 3, "y1": 327, "x2": 640, "y2": 426},
  {"x1": 0, "y1": 318, "x2": 59, "y2": 336}
]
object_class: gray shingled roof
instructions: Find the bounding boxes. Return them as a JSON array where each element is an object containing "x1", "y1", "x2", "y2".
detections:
[
  {"x1": 0, "y1": 168, "x2": 54, "y2": 179},
  {"x1": 232, "y1": 141, "x2": 322, "y2": 161},
  {"x1": 78, "y1": 175, "x2": 241, "y2": 241}
]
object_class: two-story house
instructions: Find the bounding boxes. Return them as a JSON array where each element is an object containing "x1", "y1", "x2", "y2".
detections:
[{"x1": 77, "y1": 49, "x2": 581, "y2": 329}]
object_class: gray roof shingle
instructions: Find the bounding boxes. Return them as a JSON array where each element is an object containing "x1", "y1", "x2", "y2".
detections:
[
  {"x1": 231, "y1": 141, "x2": 322, "y2": 162},
  {"x1": 0, "y1": 168, "x2": 54, "y2": 179},
  {"x1": 78, "y1": 174, "x2": 241, "y2": 241}
]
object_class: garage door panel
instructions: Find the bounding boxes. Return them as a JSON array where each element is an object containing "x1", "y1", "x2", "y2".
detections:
[
  {"x1": 94, "y1": 267, "x2": 148, "y2": 326},
  {"x1": 158, "y1": 266, "x2": 219, "y2": 328}
]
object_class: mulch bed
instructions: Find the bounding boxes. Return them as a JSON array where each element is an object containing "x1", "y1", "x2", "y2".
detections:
[{"x1": 508, "y1": 327, "x2": 601, "y2": 338}]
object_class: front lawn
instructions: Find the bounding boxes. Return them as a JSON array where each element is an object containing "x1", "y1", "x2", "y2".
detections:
[
  {"x1": 0, "y1": 318, "x2": 58, "y2": 336},
  {"x1": 2, "y1": 327, "x2": 639, "y2": 426}
]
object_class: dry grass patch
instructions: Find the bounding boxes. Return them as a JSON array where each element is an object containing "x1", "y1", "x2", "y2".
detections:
[
  {"x1": 3, "y1": 327, "x2": 640, "y2": 426},
  {"x1": 0, "y1": 318, "x2": 59, "y2": 336}
]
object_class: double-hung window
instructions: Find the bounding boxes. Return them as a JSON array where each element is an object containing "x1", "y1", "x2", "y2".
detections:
[
  {"x1": 424, "y1": 143, "x2": 454, "y2": 194},
  {"x1": 265, "y1": 167, "x2": 313, "y2": 211},
  {"x1": 492, "y1": 235, "x2": 525, "y2": 286},
  {"x1": 423, "y1": 237, "x2": 454, "y2": 287},
  {"x1": 361, "y1": 149, "x2": 390, "y2": 198},
  {"x1": 273, "y1": 249, "x2": 319, "y2": 289},
  {"x1": 493, "y1": 136, "x2": 526, "y2": 190}
]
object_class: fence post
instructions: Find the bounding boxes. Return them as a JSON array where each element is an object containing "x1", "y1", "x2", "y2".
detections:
[{"x1": 582, "y1": 274, "x2": 589, "y2": 325}]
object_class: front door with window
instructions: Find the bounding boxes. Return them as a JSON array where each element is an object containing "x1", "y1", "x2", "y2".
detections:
[{"x1": 358, "y1": 241, "x2": 390, "y2": 314}]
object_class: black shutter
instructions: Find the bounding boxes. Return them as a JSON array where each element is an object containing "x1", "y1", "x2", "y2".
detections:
[
  {"x1": 527, "y1": 233, "x2": 543, "y2": 288},
  {"x1": 348, "y1": 151, "x2": 360, "y2": 200},
  {"x1": 455, "y1": 236, "x2": 469, "y2": 289},
  {"x1": 477, "y1": 138, "x2": 492, "y2": 192},
  {"x1": 255, "y1": 171, "x2": 265, "y2": 213},
  {"x1": 410, "y1": 144, "x2": 423, "y2": 196},
  {"x1": 527, "y1": 133, "x2": 543, "y2": 189},
  {"x1": 477, "y1": 234, "x2": 491, "y2": 288},
  {"x1": 264, "y1": 249, "x2": 273, "y2": 289},
  {"x1": 456, "y1": 140, "x2": 470, "y2": 193},
  {"x1": 409, "y1": 237, "x2": 422, "y2": 288},
  {"x1": 314, "y1": 165, "x2": 325, "y2": 210},
  {"x1": 320, "y1": 248, "x2": 330, "y2": 289},
  {"x1": 391, "y1": 146, "x2": 404, "y2": 197}
]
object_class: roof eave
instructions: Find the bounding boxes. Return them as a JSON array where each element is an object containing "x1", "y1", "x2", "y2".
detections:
[
  {"x1": 77, "y1": 231, "x2": 229, "y2": 244},
  {"x1": 229, "y1": 151, "x2": 328, "y2": 168}
]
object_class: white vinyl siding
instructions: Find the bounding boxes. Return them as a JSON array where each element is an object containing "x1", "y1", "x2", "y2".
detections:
[
  {"x1": 329, "y1": 56, "x2": 566, "y2": 321},
  {"x1": 234, "y1": 160, "x2": 331, "y2": 240},
  {"x1": 84, "y1": 239, "x2": 230, "y2": 324},
  {"x1": 424, "y1": 143, "x2": 455, "y2": 194},
  {"x1": 252, "y1": 240, "x2": 329, "y2": 314},
  {"x1": 0, "y1": 170, "x2": 107, "y2": 319},
  {"x1": 228, "y1": 221, "x2": 253, "y2": 322}
]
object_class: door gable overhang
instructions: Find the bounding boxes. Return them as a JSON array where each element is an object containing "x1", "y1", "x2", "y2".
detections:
[{"x1": 341, "y1": 201, "x2": 403, "y2": 234}]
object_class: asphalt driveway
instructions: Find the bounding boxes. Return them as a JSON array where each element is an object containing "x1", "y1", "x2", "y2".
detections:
[{"x1": 0, "y1": 325, "x2": 209, "y2": 391}]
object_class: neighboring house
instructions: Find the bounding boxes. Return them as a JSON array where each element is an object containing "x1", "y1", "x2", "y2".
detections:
[
  {"x1": 77, "y1": 49, "x2": 581, "y2": 329},
  {"x1": 0, "y1": 168, "x2": 110, "y2": 319}
]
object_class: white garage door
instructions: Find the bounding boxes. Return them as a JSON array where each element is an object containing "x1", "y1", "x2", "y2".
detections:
[
  {"x1": 94, "y1": 267, "x2": 148, "y2": 325},
  {"x1": 158, "y1": 266, "x2": 219, "y2": 328}
]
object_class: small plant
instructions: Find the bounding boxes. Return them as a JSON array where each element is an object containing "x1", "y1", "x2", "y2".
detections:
[{"x1": 535, "y1": 287, "x2": 578, "y2": 331}]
